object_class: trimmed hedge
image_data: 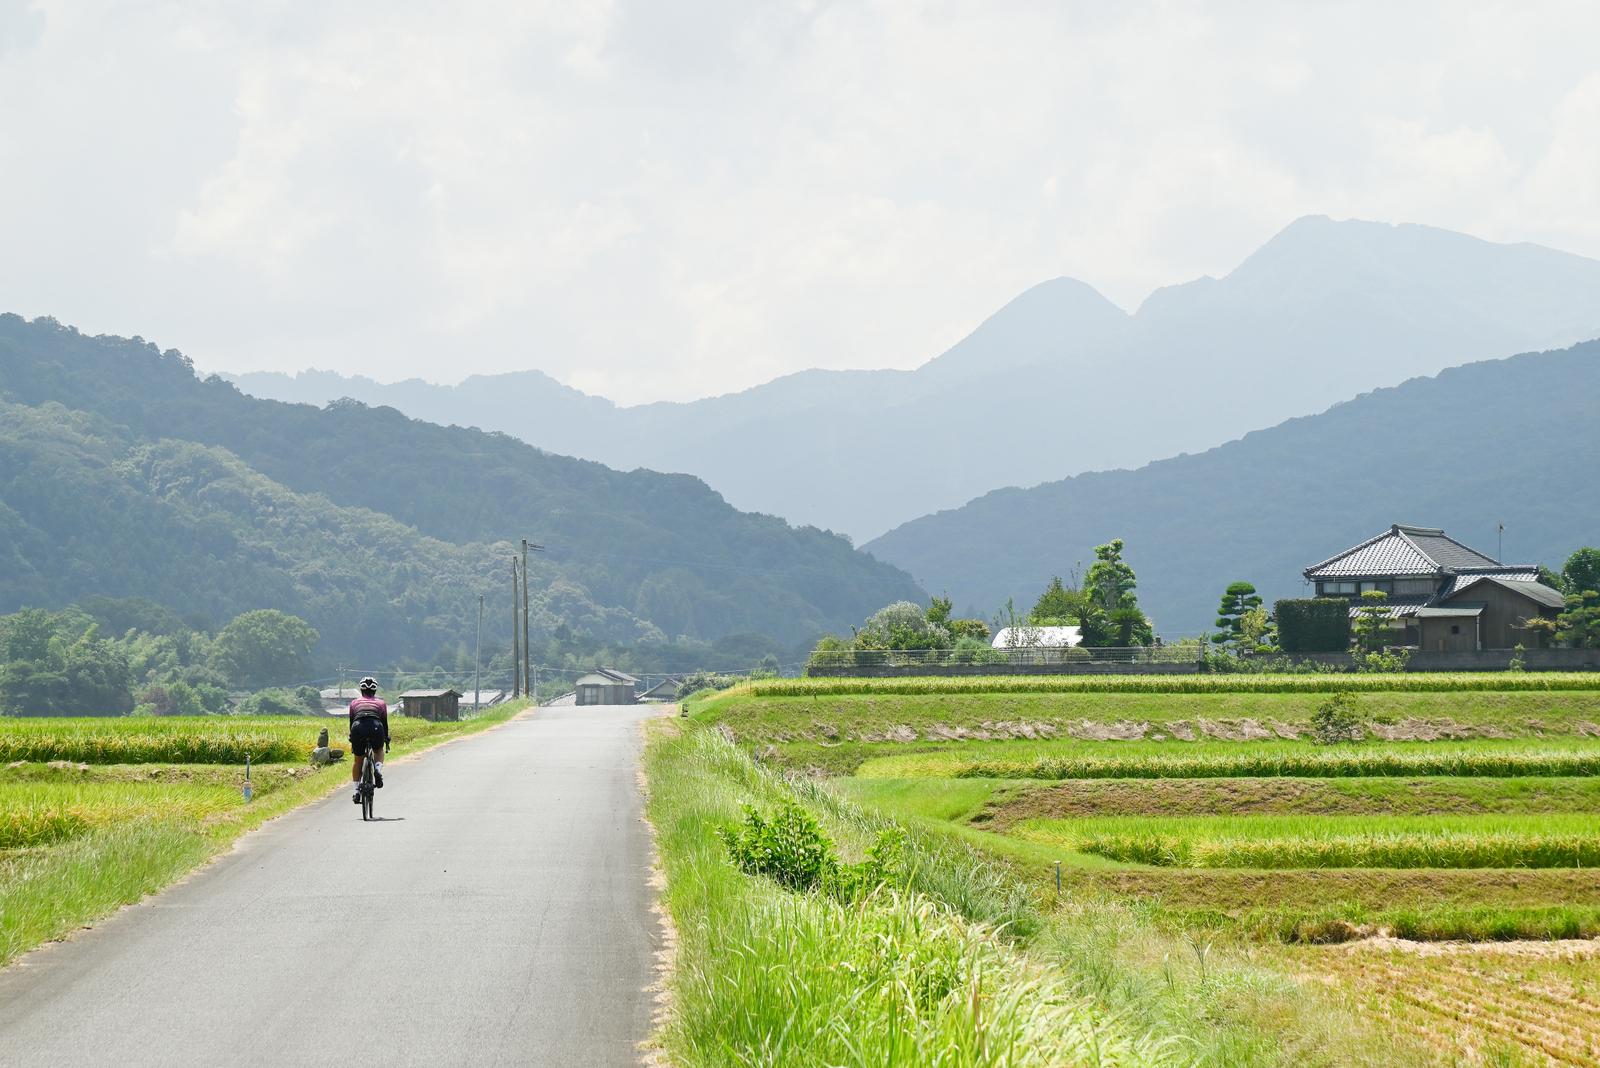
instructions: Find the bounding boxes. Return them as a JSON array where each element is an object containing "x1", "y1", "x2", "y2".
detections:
[{"x1": 1275, "y1": 598, "x2": 1351, "y2": 652}]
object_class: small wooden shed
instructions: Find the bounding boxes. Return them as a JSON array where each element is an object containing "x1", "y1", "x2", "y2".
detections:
[
  {"x1": 398, "y1": 688, "x2": 464, "y2": 722},
  {"x1": 574, "y1": 668, "x2": 638, "y2": 706}
]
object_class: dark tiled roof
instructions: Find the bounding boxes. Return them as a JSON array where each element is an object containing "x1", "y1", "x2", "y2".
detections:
[
  {"x1": 1344, "y1": 595, "x2": 1432, "y2": 620},
  {"x1": 1403, "y1": 529, "x2": 1500, "y2": 571},
  {"x1": 1446, "y1": 575, "x2": 1568, "y2": 610},
  {"x1": 1443, "y1": 571, "x2": 1537, "y2": 597},
  {"x1": 1307, "y1": 524, "x2": 1501, "y2": 579}
]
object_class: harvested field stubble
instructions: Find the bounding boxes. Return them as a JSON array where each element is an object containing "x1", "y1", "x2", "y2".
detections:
[
  {"x1": 1315, "y1": 942, "x2": 1600, "y2": 1065},
  {"x1": 980, "y1": 776, "x2": 1600, "y2": 823}
]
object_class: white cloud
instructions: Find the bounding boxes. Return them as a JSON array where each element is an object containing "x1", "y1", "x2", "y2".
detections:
[{"x1": 2, "y1": 0, "x2": 1598, "y2": 402}]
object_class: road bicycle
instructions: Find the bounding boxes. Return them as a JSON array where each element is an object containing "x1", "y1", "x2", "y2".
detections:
[{"x1": 358, "y1": 745, "x2": 377, "y2": 821}]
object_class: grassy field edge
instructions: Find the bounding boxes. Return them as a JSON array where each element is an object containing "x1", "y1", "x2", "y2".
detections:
[{"x1": 642, "y1": 720, "x2": 1434, "y2": 1066}]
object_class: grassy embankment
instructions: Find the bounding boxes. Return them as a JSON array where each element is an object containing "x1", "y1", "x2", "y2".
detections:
[
  {"x1": 688, "y1": 676, "x2": 1600, "y2": 1064},
  {"x1": 645, "y1": 720, "x2": 1433, "y2": 1067},
  {"x1": 0, "y1": 706, "x2": 526, "y2": 965}
]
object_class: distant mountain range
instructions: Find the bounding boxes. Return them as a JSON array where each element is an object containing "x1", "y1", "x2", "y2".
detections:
[
  {"x1": 0, "y1": 315, "x2": 923, "y2": 663},
  {"x1": 863, "y1": 339, "x2": 1600, "y2": 637},
  {"x1": 227, "y1": 216, "x2": 1600, "y2": 541}
]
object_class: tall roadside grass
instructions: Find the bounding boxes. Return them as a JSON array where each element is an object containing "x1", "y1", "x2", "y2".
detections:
[
  {"x1": 749, "y1": 673, "x2": 1600, "y2": 697},
  {"x1": 0, "y1": 822, "x2": 214, "y2": 963},
  {"x1": 645, "y1": 725, "x2": 1172, "y2": 1067}
]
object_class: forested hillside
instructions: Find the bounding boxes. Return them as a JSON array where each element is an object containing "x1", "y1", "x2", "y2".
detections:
[
  {"x1": 864, "y1": 340, "x2": 1600, "y2": 636},
  {"x1": 0, "y1": 315, "x2": 923, "y2": 664},
  {"x1": 229, "y1": 218, "x2": 1600, "y2": 539}
]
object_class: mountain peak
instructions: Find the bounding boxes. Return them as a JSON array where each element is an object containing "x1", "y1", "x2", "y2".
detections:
[{"x1": 919, "y1": 275, "x2": 1128, "y2": 378}]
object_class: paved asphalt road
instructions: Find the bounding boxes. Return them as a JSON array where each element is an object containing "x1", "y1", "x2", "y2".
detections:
[{"x1": 0, "y1": 704, "x2": 661, "y2": 1067}]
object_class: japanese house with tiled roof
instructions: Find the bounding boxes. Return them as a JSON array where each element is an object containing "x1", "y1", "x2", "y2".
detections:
[{"x1": 1304, "y1": 524, "x2": 1566, "y2": 651}]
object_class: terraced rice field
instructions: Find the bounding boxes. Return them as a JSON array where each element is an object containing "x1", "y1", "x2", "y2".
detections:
[{"x1": 694, "y1": 676, "x2": 1600, "y2": 1065}]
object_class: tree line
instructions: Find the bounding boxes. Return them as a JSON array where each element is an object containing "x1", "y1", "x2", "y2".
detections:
[
  {"x1": 0, "y1": 600, "x2": 320, "y2": 716},
  {"x1": 809, "y1": 541, "x2": 1600, "y2": 667}
]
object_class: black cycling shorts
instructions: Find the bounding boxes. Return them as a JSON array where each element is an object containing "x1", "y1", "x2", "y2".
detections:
[{"x1": 349, "y1": 716, "x2": 386, "y2": 757}]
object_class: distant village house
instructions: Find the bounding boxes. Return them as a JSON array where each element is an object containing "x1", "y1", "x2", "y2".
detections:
[{"x1": 1304, "y1": 524, "x2": 1564, "y2": 651}]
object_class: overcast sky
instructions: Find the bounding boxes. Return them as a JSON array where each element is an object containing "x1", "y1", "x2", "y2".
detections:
[{"x1": 3, "y1": 2, "x2": 1599, "y2": 404}]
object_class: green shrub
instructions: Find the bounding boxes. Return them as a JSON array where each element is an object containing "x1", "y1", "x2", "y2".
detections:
[
  {"x1": 950, "y1": 636, "x2": 1003, "y2": 664},
  {"x1": 1356, "y1": 649, "x2": 1412, "y2": 673},
  {"x1": 1275, "y1": 598, "x2": 1351, "y2": 652},
  {"x1": 718, "y1": 801, "x2": 905, "y2": 902},
  {"x1": 1310, "y1": 691, "x2": 1361, "y2": 744},
  {"x1": 675, "y1": 671, "x2": 739, "y2": 701}
]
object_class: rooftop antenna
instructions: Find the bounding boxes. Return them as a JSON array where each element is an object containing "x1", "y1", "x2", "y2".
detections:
[{"x1": 1498, "y1": 522, "x2": 1504, "y2": 562}]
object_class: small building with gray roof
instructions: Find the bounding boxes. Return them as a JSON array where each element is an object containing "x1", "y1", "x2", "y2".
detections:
[{"x1": 574, "y1": 668, "x2": 639, "y2": 706}]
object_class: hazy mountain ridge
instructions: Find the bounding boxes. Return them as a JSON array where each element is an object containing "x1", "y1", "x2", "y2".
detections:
[
  {"x1": 863, "y1": 339, "x2": 1600, "y2": 636},
  {"x1": 224, "y1": 217, "x2": 1600, "y2": 541},
  {"x1": 0, "y1": 314, "x2": 924, "y2": 661}
]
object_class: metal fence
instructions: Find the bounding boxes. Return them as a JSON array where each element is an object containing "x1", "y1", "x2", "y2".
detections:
[{"x1": 805, "y1": 645, "x2": 1199, "y2": 672}]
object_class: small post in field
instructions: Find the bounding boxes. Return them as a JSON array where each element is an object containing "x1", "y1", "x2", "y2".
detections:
[
  {"x1": 243, "y1": 754, "x2": 254, "y2": 803},
  {"x1": 1053, "y1": 860, "x2": 1061, "y2": 897}
]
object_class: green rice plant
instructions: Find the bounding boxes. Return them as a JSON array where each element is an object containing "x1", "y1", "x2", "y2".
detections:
[
  {"x1": 0, "y1": 780, "x2": 241, "y2": 847},
  {"x1": 0, "y1": 713, "x2": 488, "y2": 766},
  {"x1": 0, "y1": 808, "x2": 88, "y2": 848},
  {"x1": 947, "y1": 746, "x2": 1600, "y2": 780},
  {"x1": 749, "y1": 672, "x2": 1600, "y2": 698},
  {"x1": 1079, "y1": 832, "x2": 1600, "y2": 869},
  {"x1": 0, "y1": 717, "x2": 314, "y2": 764}
]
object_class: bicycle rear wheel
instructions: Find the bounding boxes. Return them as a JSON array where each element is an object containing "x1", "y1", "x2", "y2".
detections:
[{"x1": 361, "y1": 747, "x2": 375, "y2": 821}]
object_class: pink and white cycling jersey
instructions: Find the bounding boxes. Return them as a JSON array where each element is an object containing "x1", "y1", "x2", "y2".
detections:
[{"x1": 347, "y1": 696, "x2": 389, "y2": 735}]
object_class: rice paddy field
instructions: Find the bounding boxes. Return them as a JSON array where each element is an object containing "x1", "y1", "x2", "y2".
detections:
[
  {"x1": 692, "y1": 674, "x2": 1600, "y2": 1066},
  {"x1": 0, "y1": 708, "x2": 523, "y2": 966}
]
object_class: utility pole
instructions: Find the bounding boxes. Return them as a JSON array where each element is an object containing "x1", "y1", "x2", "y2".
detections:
[
  {"x1": 521, "y1": 540, "x2": 532, "y2": 699},
  {"x1": 519, "y1": 540, "x2": 545, "y2": 701},
  {"x1": 511, "y1": 556, "x2": 521, "y2": 698},
  {"x1": 473, "y1": 593, "x2": 484, "y2": 712}
]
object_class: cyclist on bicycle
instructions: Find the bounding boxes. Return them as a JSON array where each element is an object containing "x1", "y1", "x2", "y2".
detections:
[{"x1": 348, "y1": 677, "x2": 390, "y2": 804}]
